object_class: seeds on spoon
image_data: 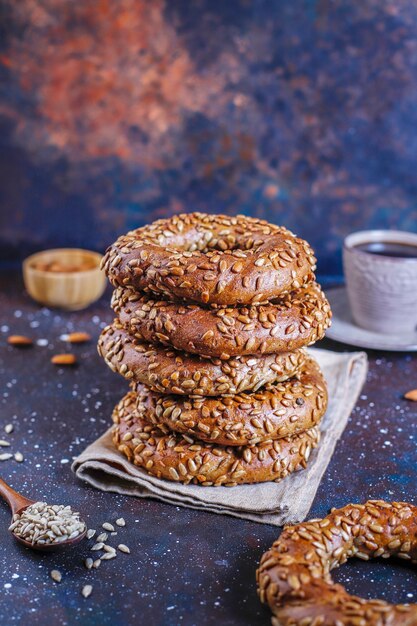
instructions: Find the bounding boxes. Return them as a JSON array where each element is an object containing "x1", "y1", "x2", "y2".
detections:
[{"x1": 9, "y1": 501, "x2": 86, "y2": 545}]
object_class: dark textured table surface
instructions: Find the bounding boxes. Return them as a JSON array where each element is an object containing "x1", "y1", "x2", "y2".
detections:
[{"x1": 0, "y1": 271, "x2": 416, "y2": 626}]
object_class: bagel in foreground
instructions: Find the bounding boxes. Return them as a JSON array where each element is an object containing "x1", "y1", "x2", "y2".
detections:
[
  {"x1": 98, "y1": 321, "x2": 306, "y2": 396},
  {"x1": 101, "y1": 213, "x2": 317, "y2": 305},
  {"x1": 134, "y1": 355, "x2": 327, "y2": 446},
  {"x1": 257, "y1": 500, "x2": 417, "y2": 626},
  {"x1": 112, "y1": 282, "x2": 331, "y2": 359},
  {"x1": 113, "y1": 392, "x2": 320, "y2": 486}
]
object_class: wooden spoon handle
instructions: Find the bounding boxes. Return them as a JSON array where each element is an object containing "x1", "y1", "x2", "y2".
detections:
[{"x1": 0, "y1": 478, "x2": 34, "y2": 515}]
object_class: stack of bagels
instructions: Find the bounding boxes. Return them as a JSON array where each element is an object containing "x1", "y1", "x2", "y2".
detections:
[{"x1": 99, "y1": 213, "x2": 332, "y2": 487}]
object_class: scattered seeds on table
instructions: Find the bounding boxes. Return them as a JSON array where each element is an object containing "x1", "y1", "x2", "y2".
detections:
[
  {"x1": 404, "y1": 389, "x2": 417, "y2": 401},
  {"x1": 0, "y1": 453, "x2": 13, "y2": 461},
  {"x1": 118, "y1": 544, "x2": 130, "y2": 554},
  {"x1": 84, "y1": 558, "x2": 93, "y2": 570},
  {"x1": 81, "y1": 585, "x2": 93, "y2": 598},
  {"x1": 101, "y1": 552, "x2": 116, "y2": 561},
  {"x1": 4, "y1": 424, "x2": 13, "y2": 434},
  {"x1": 7, "y1": 335, "x2": 33, "y2": 347},
  {"x1": 63, "y1": 332, "x2": 91, "y2": 344},
  {"x1": 93, "y1": 559, "x2": 101, "y2": 569},
  {"x1": 51, "y1": 353, "x2": 77, "y2": 366},
  {"x1": 102, "y1": 522, "x2": 114, "y2": 532},
  {"x1": 115, "y1": 518, "x2": 125, "y2": 527},
  {"x1": 96, "y1": 532, "x2": 108, "y2": 543},
  {"x1": 0, "y1": 440, "x2": 10, "y2": 447},
  {"x1": 110, "y1": 532, "x2": 117, "y2": 536},
  {"x1": 103, "y1": 545, "x2": 116, "y2": 553},
  {"x1": 86, "y1": 529, "x2": 96, "y2": 540},
  {"x1": 91, "y1": 542, "x2": 104, "y2": 551},
  {"x1": 14, "y1": 452, "x2": 24, "y2": 463},
  {"x1": 50, "y1": 570, "x2": 62, "y2": 583}
]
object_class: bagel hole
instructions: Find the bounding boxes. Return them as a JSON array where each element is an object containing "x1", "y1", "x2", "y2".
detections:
[{"x1": 332, "y1": 556, "x2": 417, "y2": 604}]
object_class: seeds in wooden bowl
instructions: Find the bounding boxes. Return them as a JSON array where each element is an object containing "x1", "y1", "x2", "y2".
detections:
[
  {"x1": 51, "y1": 354, "x2": 77, "y2": 366},
  {"x1": 7, "y1": 335, "x2": 33, "y2": 347},
  {"x1": 9, "y1": 502, "x2": 86, "y2": 545}
]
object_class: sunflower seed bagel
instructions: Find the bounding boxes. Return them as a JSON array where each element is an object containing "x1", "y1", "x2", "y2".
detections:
[
  {"x1": 98, "y1": 321, "x2": 306, "y2": 397},
  {"x1": 111, "y1": 282, "x2": 331, "y2": 360},
  {"x1": 113, "y1": 392, "x2": 320, "y2": 486},
  {"x1": 134, "y1": 355, "x2": 327, "y2": 446},
  {"x1": 257, "y1": 500, "x2": 417, "y2": 626},
  {"x1": 101, "y1": 213, "x2": 317, "y2": 305}
]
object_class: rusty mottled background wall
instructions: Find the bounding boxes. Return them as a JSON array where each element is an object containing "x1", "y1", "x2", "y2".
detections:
[{"x1": 1, "y1": 0, "x2": 417, "y2": 277}]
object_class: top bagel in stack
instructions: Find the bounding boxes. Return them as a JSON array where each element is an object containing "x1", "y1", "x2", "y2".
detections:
[{"x1": 101, "y1": 213, "x2": 317, "y2": 306}]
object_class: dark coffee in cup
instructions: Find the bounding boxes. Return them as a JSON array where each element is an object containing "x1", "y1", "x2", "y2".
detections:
[{"x1": 354, "y1": 242, "x2": 417, "y2": 259}]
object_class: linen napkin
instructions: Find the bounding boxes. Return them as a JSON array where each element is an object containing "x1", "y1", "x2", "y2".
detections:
[{"x1": 72, "y1": 348, "x2": 367, "y2": 526}]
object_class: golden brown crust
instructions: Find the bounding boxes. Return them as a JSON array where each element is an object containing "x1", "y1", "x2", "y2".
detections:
[
  {"x1": 257, "y1": 500, "x2": 417, "y2": 626},
  {"x1": 101, "y1": 213, "x2": 317, "y2": 305},
  {"x1": 112, "y1": 282, "x2": 332, "y2": 359},
  {"x1": 134, "y1": 355, "x2": 327, "y2": 446},
  {"x1": 98, "y1": 321, "x2": 306, "y2": 397},
  {"x1": 112, "y1": 392, "x2": 320, "y2": 486}
]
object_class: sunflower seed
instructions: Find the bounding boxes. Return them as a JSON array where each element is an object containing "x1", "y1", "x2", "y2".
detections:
[
  {"x1": 115, "y1": 518, "x2": 126, "y2": 527},
  {"x1": 4, "y1": 424, "x2": 13, "y2": 434},
  {"x1": 118, "y1": 544, "x2": 130, "y2": 554},
  {"x1": 50, "y1": 570, "x2": 62, "y2": 583},
  {"x1": 102, "y1": 522, "x2": 115, "y2": 532},
  {"x1": 81, "y1": 585, "x2": 93, "y2": 598}
]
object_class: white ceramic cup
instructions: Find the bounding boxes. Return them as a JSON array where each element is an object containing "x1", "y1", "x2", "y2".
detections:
[{"x1": 343, "y1": 230, "x2": 417, "y2": 335}]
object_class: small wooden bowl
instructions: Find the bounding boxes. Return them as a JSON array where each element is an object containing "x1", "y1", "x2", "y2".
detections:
[{"x1": 23, "y1": 248, "x2": 107, "y2": 310}]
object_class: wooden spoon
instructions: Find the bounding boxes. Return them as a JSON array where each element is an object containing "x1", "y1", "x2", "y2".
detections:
[{"x1": 0, "y1": 477, "x2": 86, "y2": 552}]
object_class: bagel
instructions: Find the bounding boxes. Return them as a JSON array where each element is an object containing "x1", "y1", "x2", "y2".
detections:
[
  {"x1": 134, "y1": 355, "x2": 327, "y2": 446},
  {"x1": 257, "y1": 500, "x2": 417, "y2": 626},
  {"x1": 101, "y1": 213, "x2": 317, "y2": 305},
  {"x1": 112, "y1": 282, "x2": 331, "y2": 359},
  {"x1": 98, "y1": 321, "x2": 306, "y2": 397},
  {"x1": 113, "y1": 391, "x2": 320, "y2": 486}
]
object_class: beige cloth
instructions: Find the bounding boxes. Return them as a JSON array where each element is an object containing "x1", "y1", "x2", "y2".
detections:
[{"x1": 72, "y1": 348, "x2": 367, "y2": 526}]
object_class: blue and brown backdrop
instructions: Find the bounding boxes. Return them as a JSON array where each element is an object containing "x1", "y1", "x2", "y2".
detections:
[{"x1": 1, "y1": 0, "x2": 417, "y2": 278}]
